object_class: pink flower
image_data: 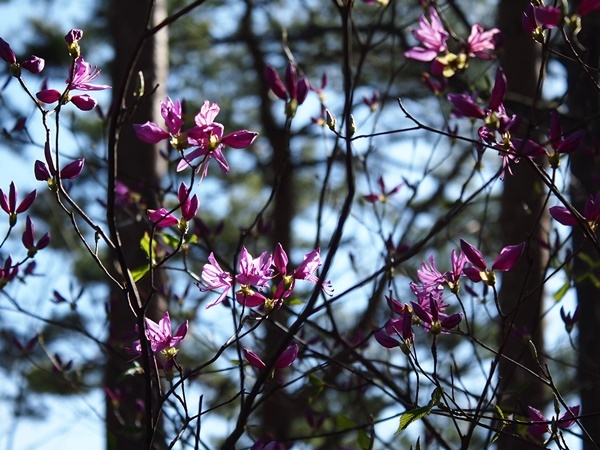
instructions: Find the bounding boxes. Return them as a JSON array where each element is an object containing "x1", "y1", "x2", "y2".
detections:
[
  {"x1": 363, "y1": 175, "x2": 401, "y2": 203},
  {"x1": 134, "y1": 97, "x2": 190, "y2": 149},
  {"x1": 550, "y1": 191, "x2": 600, "y2": 227},
  {"x1": 178, "y1": 182, "x2": 199, "y2": 222},
  {"x1": 404, "y1": 8, "x2": 449, "y2": 62},
  {"x1": 142, "y1": 311, "x2": 188, "y2": 355},
  {"x1": 177, "y1": 100, "x2": 258, "y2": 177},
  {"x1": 234, "y1": 247, "x2": 273, "y2": 307},
  {"x1": 265, "y1": 63, "x2": 310, "y2": 117},
  {"x1": 147, "y1": 208, "x2": 179, "y2": 228},
  {"x1": 36, "y1": 56, "x2": 110, "y2": 110},
  {"x1": 200, "y1": 253, "x2": 233, "y2": 308},
  {"x1": 22, "y1": 216, "x2": 50, "y2": 257},
  {"x1": 578, "y1": 0, "x2": 600, "y2": 16},
  {"x1": 0, "y1": 36, "x2": 45, "y2": 75},
  {"x1": 0, "y1": 255, "x2": 18, "y2": 289},
  {"x1": 560, "y1": 306, "x2": 579, "y2": 333},
  {"x1": 35, "y1": 142, "x2": 84, "y2": 190},
  {"x1": 411, "y1": 294, "x2": 462, "y2": 335},
  {"x1": 527, "y1": 405, "x2": 580, "y2": 436},
  {"x1": 460, "y1": 239, "x2": 525, "y2": 286},
  {"x1": 522, "y1": 4, "x2": 562, "y2": 35},
  {"x1": 243, "y1": 343, "x2": 299, "y2": 369},
  {"x1": 466, "y1": 24, "x2": 500, "y2": 60},
  {"x1": 0, "y1": 182, "x2": 36, "y2": 226},
  {"x1": 273, "y1": 244, "x2": 333, "y2": 299}
]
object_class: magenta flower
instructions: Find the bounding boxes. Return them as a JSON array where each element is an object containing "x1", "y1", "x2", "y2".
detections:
[
  {"x1": 466, "y1": 24, "x2": 500, "y2": 60},
  {"x1": 235, "y1": 247, "x2": 273, "y2": 307},
  {"x1": 200, "y1": 252, "x2": 233, "y2": 308},
  {"x1": 273, "y1": 244, "x2": 333, "y2": 300},
  {"x1": 134, "y1": 97, "x2": 192, "y2": 150},
  {"x1": 578, "y1": 0, "x2": 600, "y2": 16},
  {"x1": 522, "y1": 4, "x2": 562, "y2": 38},
  {"x1": 460, "y1": 239, "x2": 524, "y2": 286},
  {"x1": 0, "y1": 255, "x2": 18, "y2": 289},
  {"x1": 445, "y1": 249, "x2": 468, "y2": 293},
  {"x1": 22, "y1": 216, "x2": 50, "y2": 258},
  {"x1": 411, "y1": 294, "x2": 462, "y2": 335},
  {"x1": 404, "y1": 8, "x2": 449, "y2": 62},
  {"x1": 527, "y1": 405, "x2": 580, "y2": 436},
  {"x1": 375, "y1": 307, "x2": 414, "y2": 350},
  {"x1": 560, "y1": 306, "x2": 579, "y2": 333},
  {"x1": 65, "y1": 28, "x2": 83, "y2": 57},
  {"x1": 35, "y1": 142, "x2": 84, "y2": 190},
  {"x1": 36, "y1": 56, "x2": 110, "y2": 111},
  {"x1": 147, "y1": 208, "x2": 179, "y2": 228},
  {"x1": 177, "y1": 100, "x2": 258, "y2": 177},
  {"x1": 0, "y1": 36, "x2": 45, "y2": 75},
  {"x1": 363, "y1": 90, "x2": 380, "y2": 112},
  {"x1": 0, "y1": 182, "x2": 36, "y2": 226},
  {"x1": 244, "y1": 343, "x2": 299, "y2": 370},
  {"x1": 142, "y1": 311, "x2": 188, "y2": 356},
  {"x1": 550, "y1": 191, "x2": 600, "y2": 228},
  {"x1": 363, "y1": 175, "x2": 401, "y2": 203},
  {"x1": 178, "y1": 182, "x2": 199, "y2": 221},
  {"x1": 265, "y1": 63, "x2": 310, "y2": 117}
]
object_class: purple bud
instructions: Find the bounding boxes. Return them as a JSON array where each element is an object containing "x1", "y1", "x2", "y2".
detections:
[
  {"x1": 220, "y1": 130, "x2": 258, "y2": 149},
  {"x1": 491, "y1": 242, "x2": 525, "y2": 271},
  {"x1": 460, "y1": 239, "x2": 488, "y2": 270},
  {"x1": 22, "y1": 216, "x2": 35, "y2": 249},
  {"x1": 133, "y1": 121, "x2": 171, "y2": 144},
  {"x1": 60, "y1": 159, "x2": 85, "y2": 179},
  {"x1": 36, "y1": 89, "x2": 62, "y2": 104},
  {"x1": 265, "y1": 65, "x2": 287, "y2": 100},
  {"x1": 0, "y1": 37, "x2": 16, "y2": 64},
  {"x1": 16, "y1": 189, "x2": 36, "y2": 214},
  {"x1": 71, "y1": 94, "x2": 97, "y2": 111},
  {"x1": 21, "y1": 56, "x2": 45, "y2": 74},
  {"x1": 243, "y1": 348, "x2": 266, "y2": 368},
  {"x1": 285, "y1": 63, "x2": 298, "y2": 101},
  {"x1": 549, "y1": 206, "x2": 579, "y2": 226},
  {"x1": 296, "y1": 77, "x2": 310, "y2": 104},
  {"x1": 65, "y1": 29, "x2": 83, "y2": 44},
  {"x1": 374, "y1": 331, "x2": 400, "y2": 349},
  {"x1": 274, "y1": 343, "x2": 298, "y2": 368},
  {"x1": 147, "y1": 208, "x2": 179, "y2": 228}
]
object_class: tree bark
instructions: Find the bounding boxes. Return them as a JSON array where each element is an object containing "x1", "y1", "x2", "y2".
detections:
[
  {"x1": 496, "y1": 1, "x2": 548, "y2": 448},
  {"x1": 106, "y1": 1, "x2": 168, "y2": 449},
  {"x1": 566, "y1": 3, "x2": 600, "y2": 448}
]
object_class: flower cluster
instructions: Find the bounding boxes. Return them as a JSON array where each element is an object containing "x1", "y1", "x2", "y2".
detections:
[
  {"x1": 134, "y1": 98, "x2": 258, "y2": 178},
  {"x1": 130, "y1": 311, "x2": 188, "y2": 373},
  {"x1": 376, "y1": 240, "x2": 525, "y2": 349},
  {"x1": 405, "y1": 8, "x2": 500, "y2": 80},
  {"x1": 0, "y1": 37, "x2": 44, "y2": 77},
  {"x1": 200, "y1": 244, "x2": 333, "y2": 310},
  {"x1": 147, "y1": 182, "x2": 199, "y2": 234},
  {"x1": 36, "y1": 30, "x2": 110, "y2": 111}
]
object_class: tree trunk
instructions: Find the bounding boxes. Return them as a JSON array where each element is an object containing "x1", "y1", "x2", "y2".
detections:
[
  {"x1": 566, "y1": 3, "x2": 600, "y2": 448},
  {"x1": 496, "y1": 1, "x2": 548, "y2": 448},
  {"x1": 106, "y1": 1, "x2": 168, "y2": 449}
]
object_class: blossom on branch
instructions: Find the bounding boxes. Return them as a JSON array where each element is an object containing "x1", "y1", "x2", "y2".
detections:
[
  {"x1": 176, "y1": 100, "x2": 258, "y2": 177},
  {"x1": 527, "y1": 405, "x2": 580, "y2": 436},
  {"x1": 460, "y1": 239, "x2": 524, "y2": 286},
  {"x1": 265, "y1": 62, "x2": 310, "y2": 118},
  {"x1": 0, "y1": 182, "x2": 36, "y2": 226},
  {"x1": 36, "y1": 56, "x2": 111, "y2": 111}
]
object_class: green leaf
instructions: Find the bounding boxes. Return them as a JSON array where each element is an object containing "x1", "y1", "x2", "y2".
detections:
[
  {"x1": 358, "y1": 429, "x2": 372, "y2": 450},
  {"x1": 431, "y1": 386, "x2": 444, "y2": 406},
  {"x1": 553, "y1": 281, "x2": 571, "y2": 302},
  {"x1": 131, "y1": 265, "x2": 150, "y2": 282},
  {"x1": 334, "y1": 413, "x2": 356, "y2": 430},
  {"x1": 396, "y1": 404, "x2": 432, "y2": 433},
  {"x1": 286, "y1": 297, "x2": 304, "y2": 306},
  {"x1": 160, "y1": 232, "x2": 182, "y2": 249},
  {"x1": 139, "y1": 232, "x2": 156, "y2": 262}
]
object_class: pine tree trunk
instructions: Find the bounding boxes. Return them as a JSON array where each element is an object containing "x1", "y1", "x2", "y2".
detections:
[
  {"x1": 106, "y1": 1, "x2": 169, "y2": 448},
  {"x1": 496, "y1": 0, "x2": 548, "y2": 447}
]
